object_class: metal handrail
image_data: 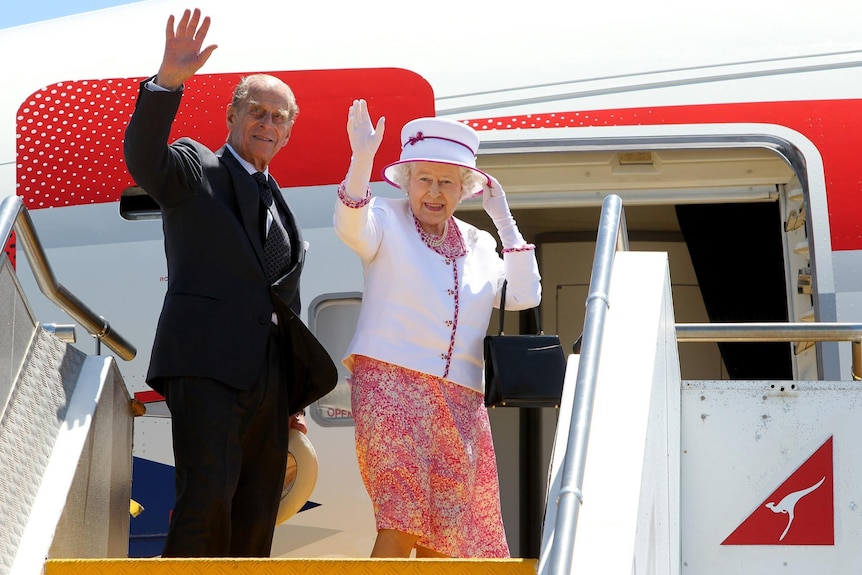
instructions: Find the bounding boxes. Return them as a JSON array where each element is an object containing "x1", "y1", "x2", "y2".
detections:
[
  {"x1": 677, "y1": 322, "x2": 862, "y2": 380},
  {"x1": 0, "y1": 195, "x2": 136, "y2": 361},
  {"x1": 546, "y1": 194, "x2": 627, "y2": 575}
]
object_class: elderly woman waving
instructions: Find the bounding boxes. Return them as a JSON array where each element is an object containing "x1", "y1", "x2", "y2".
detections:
[{"x1": 334, "y1": 99, "x2": 541, "y2": 559}]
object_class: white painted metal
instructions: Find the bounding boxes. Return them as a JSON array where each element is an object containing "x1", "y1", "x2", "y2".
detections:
[
  {"x1": 543, "y1": 252, "x2": 681, "y2": 575},
  {"x1": 680, "y1": 379, "x2": 860, "y2": 573}
]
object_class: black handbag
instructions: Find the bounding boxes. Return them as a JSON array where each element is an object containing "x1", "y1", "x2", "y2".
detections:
[{"x1": 483, "y1": 281, "x2": 566, "y2": 408}]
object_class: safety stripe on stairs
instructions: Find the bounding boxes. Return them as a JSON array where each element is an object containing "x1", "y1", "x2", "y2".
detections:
[{"x1": 45, "y1": 558, "x2": 538, "y2": 575}]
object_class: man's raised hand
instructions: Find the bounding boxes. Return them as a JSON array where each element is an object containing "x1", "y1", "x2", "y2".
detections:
[{"x1": 155, "y1": 8, "x2": 218, "y2": 91}]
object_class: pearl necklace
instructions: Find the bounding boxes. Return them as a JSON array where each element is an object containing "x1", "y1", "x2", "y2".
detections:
[
  {"x1": 412, "y1": 214, "x2": 467, "y2": 259},
  {"x1": 417, "y1": 218, "x2": 449, "y2": 248}
]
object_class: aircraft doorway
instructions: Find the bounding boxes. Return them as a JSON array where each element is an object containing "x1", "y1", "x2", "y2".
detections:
[{"x1": 454, "y1": 138, "x2": 804, "y2": 557}]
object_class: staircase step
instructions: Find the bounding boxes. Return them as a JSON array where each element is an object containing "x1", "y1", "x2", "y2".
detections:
[{"x1": 46, "y1": 558, "x2": 537, "y2": 575}]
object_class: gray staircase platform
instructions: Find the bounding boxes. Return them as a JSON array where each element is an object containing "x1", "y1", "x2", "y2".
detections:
[{"x1": 0, "y1": 257, "x2": 132, "y2": 575}]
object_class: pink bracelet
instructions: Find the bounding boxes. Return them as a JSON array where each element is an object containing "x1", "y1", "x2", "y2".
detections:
[
  {"x1": 502, "y1": 243, "x2": 536, "y2": 254},
  {"x1": 337, "y1": 181, "x2": 371, "y2": 208}
]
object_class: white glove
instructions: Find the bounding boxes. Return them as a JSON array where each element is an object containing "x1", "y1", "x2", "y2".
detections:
[
  {"x1": 482, "y1": 175, "x2": 525, "y2": 249},
  {"x1": 347, "y1": 99, "x2": 385, "y2": 162},
  {"x1": 344, "y1": 99, "x2": 385, "y2": 199}
]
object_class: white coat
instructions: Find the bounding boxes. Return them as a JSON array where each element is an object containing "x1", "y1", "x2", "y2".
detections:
[{"x1": 334, "y1": 195, "x2": 541, "y2": 393}]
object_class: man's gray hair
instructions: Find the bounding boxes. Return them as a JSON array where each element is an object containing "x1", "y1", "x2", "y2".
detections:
[{"x1": 231, "y1": 74, "x2": 299, "y2": 124}]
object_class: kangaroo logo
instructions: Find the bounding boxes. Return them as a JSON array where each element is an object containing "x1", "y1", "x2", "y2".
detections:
[
  {"x1": 722, "y1": 436, "x2": 833, "y2": 546},
  {"x1": 764, "y1": 476, "x2": 826, "y2": 541}
]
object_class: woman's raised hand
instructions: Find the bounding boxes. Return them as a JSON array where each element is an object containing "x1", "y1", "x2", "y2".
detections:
[{"x1": 347, "y1": 99, "x2": 385, "y2": 163}]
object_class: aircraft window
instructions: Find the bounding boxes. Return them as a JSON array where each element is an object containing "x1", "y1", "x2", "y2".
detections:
[
  {"x1": 309, "y1": 295, "x2": 361, "y2": 427},
  {"x1": 119, "y1": 186, "x2": 161, "y2": 221}
]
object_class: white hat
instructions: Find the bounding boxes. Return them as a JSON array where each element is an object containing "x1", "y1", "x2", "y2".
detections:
[{"x1": 382, "y1": 117, "x2": 490, "y2": 197}]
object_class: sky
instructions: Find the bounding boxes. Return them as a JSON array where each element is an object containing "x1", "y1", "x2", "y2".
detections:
[{"x1": 0, "y1": 0, "x2": 141, "y2": 29}]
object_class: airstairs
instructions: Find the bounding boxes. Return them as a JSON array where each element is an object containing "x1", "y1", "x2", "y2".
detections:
[
  {"x1": 537, "y1": 195, "x2": 862, "y2": 574},
  {"x1": 0, "y1": 197, "x2": 134, "y2": 575},
  {"x1": 4, "y1": 193, "x2": 862, "y2": 574}
]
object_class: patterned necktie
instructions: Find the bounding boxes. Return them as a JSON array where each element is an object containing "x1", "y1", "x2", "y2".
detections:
[{"x1": 253, "y1": 172, "x2": 291, "y2": 284}]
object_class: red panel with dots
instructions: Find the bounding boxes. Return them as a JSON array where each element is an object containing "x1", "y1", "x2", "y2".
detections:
[{"x1": 15, "y1": 68, "x2": 434, "y2": 209}]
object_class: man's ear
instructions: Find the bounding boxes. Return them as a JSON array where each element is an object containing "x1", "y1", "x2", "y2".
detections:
[
  {"x1": 277, "y1": 126, "x2": 293, "y2": 150},
  {"x1": 226, "y1": 104, "x2": 235, "y2": 130}
]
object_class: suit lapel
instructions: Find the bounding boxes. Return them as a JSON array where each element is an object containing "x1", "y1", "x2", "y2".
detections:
[
  {"x1": 217, "y1": 147, "x2": 268, "y2": 272},
  {"x1": 218, "y1": 146, "x2": 306, "y2": 285}
]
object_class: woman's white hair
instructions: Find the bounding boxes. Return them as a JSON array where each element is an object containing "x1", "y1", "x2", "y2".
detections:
[{"x1": 392, "y1": 163, "x2": 479, "y2": 200}]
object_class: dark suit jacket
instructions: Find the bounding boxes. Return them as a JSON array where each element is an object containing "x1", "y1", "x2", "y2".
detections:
[{"x1": 124, "y1": 79, "x2": 335, "y2": 408}]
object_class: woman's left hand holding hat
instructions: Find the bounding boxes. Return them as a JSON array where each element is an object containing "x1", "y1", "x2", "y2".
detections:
[
  {"x1": 482, "y1": 175, "x2": 512, "y2": 225},
  {"x1": 482, "y1": 175, "x2": 525, "y2": 250}
]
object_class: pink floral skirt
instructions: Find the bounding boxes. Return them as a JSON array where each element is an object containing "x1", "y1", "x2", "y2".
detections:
[{"x1": 351, "y1": 355, "x2": 510, "y2": 558}]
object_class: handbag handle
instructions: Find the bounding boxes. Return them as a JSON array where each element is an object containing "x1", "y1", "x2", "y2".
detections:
[{"x1": 497, "y1": 280, "x2": 543, "y2": 336}]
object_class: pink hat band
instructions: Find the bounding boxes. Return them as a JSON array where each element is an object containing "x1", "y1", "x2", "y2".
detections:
[{"x1": 404, "y1": 131, "x2": 476, "y2": 156}]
